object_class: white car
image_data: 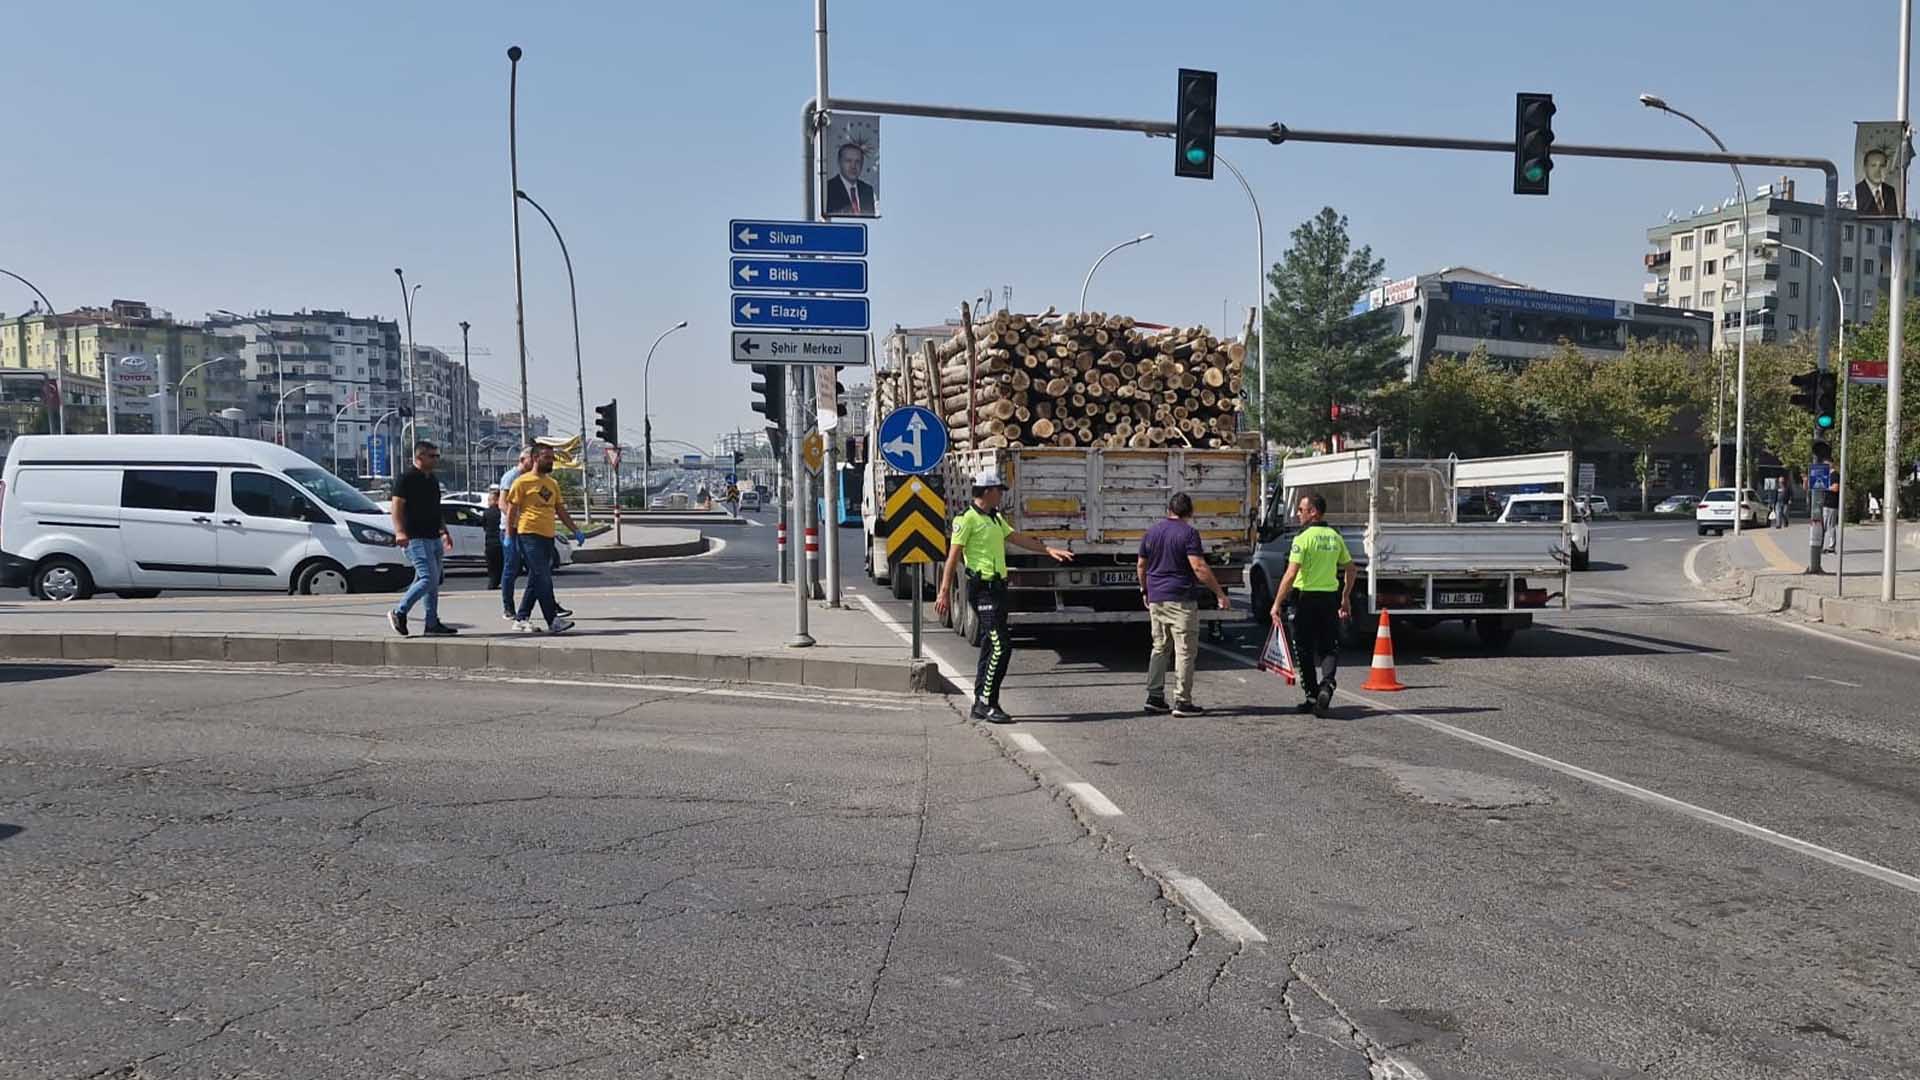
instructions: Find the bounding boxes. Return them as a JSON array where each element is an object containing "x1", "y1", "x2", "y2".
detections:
[
  {"x1": 739, "y1": 489, "x2": 762, "y2": 512},
  {"x1": 1498, "y1": 493, "x2": 1592, "y2": 571},
  {"x1": 392, "y1": 496, "x2": 574, "y2": 571},
  {"x1": 1, "y1": 435, "x2": 411, "y2": 600},
  {"x1": 1574, "y1": 494, "x2": 1611, "y2": 517},
  {"x1": 1695, "y1": 488, "x2": 1765, "y2": 535}
]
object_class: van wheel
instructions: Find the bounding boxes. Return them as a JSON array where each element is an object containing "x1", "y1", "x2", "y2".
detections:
[
  {"x1": 891, "y1": 562, "x2": 914, "y2": 600},
  {"x1": 295, "y1": 560, "x2": 351, "y2": 595},
  {"x1": 1249, "y1": 568, "x2": 1272, "y2": 625},
  {"x1": 113, "y1": 590, "x2": 161, "y2": 600},
  {"x1": 32, "y1": 557, "x2": 93, "y2": 602}
]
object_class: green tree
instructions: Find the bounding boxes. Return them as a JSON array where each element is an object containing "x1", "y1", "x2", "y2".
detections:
[
  {"x1": 1515, "y1": 344, "x2": 1613, "y2": 455},
  {"x1": 1378, "y1": 347, "x2": 1526, "y2": 458},
  {"x1": 1261, "y1": 207, "x2": 1405, "y2": 449},
  {"x1": 1597, "y1": 341, "x2": 1701, "y2": 511}
]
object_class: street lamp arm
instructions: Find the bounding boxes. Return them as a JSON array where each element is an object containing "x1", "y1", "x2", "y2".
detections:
[{"x1": 1079, "y1": 233, "x2": 1154, "y2": 314}]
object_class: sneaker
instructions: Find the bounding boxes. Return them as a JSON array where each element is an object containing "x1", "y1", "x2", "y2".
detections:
[
  {"x1": 422, "y1": 623, "x2": 459, "y2": 636},
  {"x1": 984, "y1": 705, "x2": 1015, "y2": 725},
  {"x1": 1171, "y1": 702, "x2": 1205, "y2": 717},
  {"x1": 1312, "y1": 684, "x2": 1334, "y2": 718},
  {"x1": 555, "y1": 606, "x2": 574, "y2": 619},
  {"x1": 512, "y1": 620, "x2": 539, "y2": 633},
  {"x1": 970, "y1": 701, "x2": 993, "y2": 722},
  {"x1": 1144, "y1": 696, "x2": 1172, "y2": 714},
  {"x1": 1296, "y1": 699, "x2": 1317, "y2": 714},
  {"x1": 388, "y1": 611, "x2": 409, "y2": 637},
  {"x1": 502, "y1": 610, "x2": 517, "y2": 622},
  {"x1": 548, "y1": 616, "x2": 575, "y2": 635}
]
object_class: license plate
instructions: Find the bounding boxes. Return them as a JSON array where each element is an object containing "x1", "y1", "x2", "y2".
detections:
[
  {"x1": 1438, "y1": 591, "x2": 1484, "y2": 606},
  {"x1": 1099, "y1": 570, "x2": 1135, "y2": 585}
]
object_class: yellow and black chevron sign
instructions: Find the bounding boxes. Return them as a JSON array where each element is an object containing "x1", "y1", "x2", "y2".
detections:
[{"x1": 883, "y1": 475, "x2": 948, "y2": 566}]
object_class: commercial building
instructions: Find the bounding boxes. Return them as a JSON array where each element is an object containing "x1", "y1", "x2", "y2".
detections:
[
  {"x1": 1643, "y1": 177, "x2": 1920, "y2": 350},
  {"x1": 1, "y1": 299, "x2": 249, "y2": 433},
  {"x1": 1355, "y1": 268, "x2": 1713, "y2": 380}
]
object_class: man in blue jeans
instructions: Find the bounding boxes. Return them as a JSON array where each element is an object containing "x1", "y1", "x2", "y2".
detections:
[
  {"x1": 389, "y1": 440, "x2": 457, "y2": 637},
  {"x1": 504, "y1": 446, "x2": 584, "y2": 634},
  {"x1": 497, "y1": 446, "x2": 534, "y2": 619}
]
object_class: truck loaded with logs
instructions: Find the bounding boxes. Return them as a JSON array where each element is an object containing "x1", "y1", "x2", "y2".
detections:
[{"x1": 862, "y1": 304, "x2": 1259, "y2": 643}]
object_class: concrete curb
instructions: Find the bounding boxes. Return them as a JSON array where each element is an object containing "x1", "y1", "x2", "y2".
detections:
[
  {"x1": 572, "y1": 537, "x2": 709, "y2": 563},
  {"x1": 1726, "y1": 568, "x2": 1920, "y2": 640},
  {"x1": 0, "y1": 631, "x2": 937, "y2": 694}
]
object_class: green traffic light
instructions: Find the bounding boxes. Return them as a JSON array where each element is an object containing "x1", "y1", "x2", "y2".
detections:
[
  {"x1": 1523, "y1": 163, "x2": 1546, "y2": 183},
  {"x1": 1185, "y1": 146, "x2": 1209, "y2": 166},
  {"x1": 1818, "y1": 415, "x2": 1834, "y2": 429}
]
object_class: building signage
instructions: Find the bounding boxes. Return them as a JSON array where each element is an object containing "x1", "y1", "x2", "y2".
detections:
[
  {"x1": 1447, "y1": 281, "x2": 1620, "y2": 322},
  {"x1": 1380, "y1": 276, "x2": 1419, "y2": 306},
  {"x1": 1849, "y1": 359, "x2": 1890, "y2": 385}
]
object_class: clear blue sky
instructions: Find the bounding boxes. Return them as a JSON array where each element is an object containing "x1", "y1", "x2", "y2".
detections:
[{"x1": 3, "y1": 0, "x2": 1908, "y2": 447}]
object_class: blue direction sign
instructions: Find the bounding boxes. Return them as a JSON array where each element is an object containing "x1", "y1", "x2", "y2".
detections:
[
  {"x1": 732, "y1": 294, "x2": 870, "y2": 331},
  {"x1": 729, "y1": 219, "x2": 867, "y2": 256},
  {"x1": 877, "y1": 405, "x2": 948, "y2": 476},
  {"x1": 731, "y1": 257, "x2": 867, "y2": 293}
]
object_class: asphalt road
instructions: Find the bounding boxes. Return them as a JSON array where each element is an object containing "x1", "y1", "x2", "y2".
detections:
[
  {"x1": 0, "y1": 662, "x2": 1369, "y2": 1079},
  {"x1": 854, "y1": 515, "x2": 1920, "y2": 1078}
]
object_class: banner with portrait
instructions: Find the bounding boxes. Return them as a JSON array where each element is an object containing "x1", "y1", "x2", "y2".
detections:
[
  {"x1": 820, "y1": 112, "x2": 880, "y2": 219},
  {"x1": 1853, "y1": 120, "x2": 1910, "y2": 220}
]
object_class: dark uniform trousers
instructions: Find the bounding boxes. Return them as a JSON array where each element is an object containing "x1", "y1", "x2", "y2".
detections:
[
  {"x1": 969, "y1": 573, "x2": 1011, "y2": 707},
  {"x1": 1290, "y1": 590, "x2": 1343, "y2": 697}
]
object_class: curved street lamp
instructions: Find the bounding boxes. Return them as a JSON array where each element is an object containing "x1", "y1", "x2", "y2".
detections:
[
  {"x1": 174, "y1": 355, "x2": 234, "y2": 433},
  {"x1": 1079, "y1": 233, "x2": 1154, "y2": 314},
  {"x1": 641, "y1": 319, "x2": 691, "y2": 499},
  {"x1": 514, "y1": 189, "x2": 593, "y2": 525},
  {"x1": 1640, "y1": 93, "x2": 1752, "y2": 535},
  {"x1": 214, "y1": 309, "x2": 284, "y2": 444},
  {"x1": 394, "y1": 269, "x2": 422, "y2": 477}
]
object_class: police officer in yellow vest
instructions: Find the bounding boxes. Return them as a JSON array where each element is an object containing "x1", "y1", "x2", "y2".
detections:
[
  {"x1": 935, "y1": 468, "x2": 1075, "y2": 723},
  {"x1": 1269, "y1": 492, "x2": 1357, "y2": 718}
]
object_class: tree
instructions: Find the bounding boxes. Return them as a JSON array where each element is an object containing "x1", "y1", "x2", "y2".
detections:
[
  {"x1": 1378, "y1": 347, "x2": 1527, "y2": 458},
  {"x1": 1261, "y1": 207, "x2": 1405, "y2": 449},
  {"x1": 1515, "y1": 344, "x2": 1613, "y2": 455},
  {"x1": 1597, "y1": 341, "x2": 1700, "y2": 511}
]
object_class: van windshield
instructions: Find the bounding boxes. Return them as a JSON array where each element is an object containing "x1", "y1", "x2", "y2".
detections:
[{"x1": 286, "y1": 467, "x2": 381, "y2": 514}]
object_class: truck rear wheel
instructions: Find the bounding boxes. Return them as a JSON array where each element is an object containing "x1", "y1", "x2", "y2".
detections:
[{"x1": 1474, "y1": 616, "x2": 1516, "y2": 652}]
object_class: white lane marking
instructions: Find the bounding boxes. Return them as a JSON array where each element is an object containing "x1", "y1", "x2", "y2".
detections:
[
  {"x1": 1664, "y1": 537, "x2": 1689, "y2": 543},
  {"x1": 1196, "y1": 642, "x2": 1920, "y2": 897},
  {"x1": 1358, "y1": 697, "x2": 1920, "y2": 898},
  {"x1": 1682, "y1": 540, "x2": 1712, "y2": 589},
  {"x1": 851, "y1": 592, "x2": 975, "y2": 697},
  {"x1": 68, "y1": 662, "x2": 913, "y2": 710},
  {"x1": 1166, "y1": 874, "x2": 1267, "y2": 944},
  {"x1": 1063, "y1": 780, "x2": 1124, "y2": 817},
  {"x1": 1626, "y1": 537, "x2": 1650, "y2": 543},
  {"x1": 1008, "y1": 732, "x2": 1046, "y2": 753},
  {"x1": 1807, "y1": 674, "x2": 1864, "y2": 688}
]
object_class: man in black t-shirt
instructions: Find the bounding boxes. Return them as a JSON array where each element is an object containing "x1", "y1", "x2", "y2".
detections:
[{"x1": 389, "y1": 440, "x2": 456, "y2": 637}]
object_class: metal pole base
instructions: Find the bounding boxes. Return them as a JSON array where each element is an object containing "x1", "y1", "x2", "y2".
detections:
[{"x1": 787, "y1": 633, "x2": 817, "y2": 648}]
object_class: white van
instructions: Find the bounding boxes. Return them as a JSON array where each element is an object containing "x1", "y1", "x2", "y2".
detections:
[{"x1": 1, "y1": 435, "x2": 411, "y2": 601}]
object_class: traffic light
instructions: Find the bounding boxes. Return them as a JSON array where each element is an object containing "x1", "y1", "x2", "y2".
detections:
[
  {"x1": 1788, "y1": 368, "x2": 1839, "y2": 428},
  {"x1": 750, "y1": 363, "x2": 785, "y2": 425},
  {"x1": 835, "y1": 376, "x2": 848, "y2": 420},
  {"x1": 1174, "y1": 68, "x2": 1217, "y2": 180},
  {"x1": 593, "y1": 399, "x2": 617, "y2": 444},
  {"x1": 1513, "y1": 92, "x2": 1556, "y2": 196},
  {"x1": 766, "y1": 425, "x2": 786, "y2": 460}
]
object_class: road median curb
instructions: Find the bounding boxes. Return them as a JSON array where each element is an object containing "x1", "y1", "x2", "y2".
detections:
[
  {"x1": 572, "y1": 537, "x2": 710, "y2": 563},
  {"x1": 0, "y1": 631, "x2": 936, "y2": 693},
  {"x1": 1729, "y1": 570, "x2": 1920, "y2": 640}
]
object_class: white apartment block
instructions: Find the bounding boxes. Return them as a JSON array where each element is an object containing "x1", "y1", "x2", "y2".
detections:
[
  {"x1": 207, "y1": 310, "x2": 402, "y2": 475},
  {"x1": 1645, "y1": 178, "x2": 1920, "y2": 352}
]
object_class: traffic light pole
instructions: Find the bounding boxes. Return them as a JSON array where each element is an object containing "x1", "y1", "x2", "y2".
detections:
[{"x1": 787, "y1": 368, "x2": 813, "y2": 647}]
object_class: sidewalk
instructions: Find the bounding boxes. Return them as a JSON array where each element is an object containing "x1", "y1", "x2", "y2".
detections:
[
  {"x1": 1716, "y1": 521, "x2": 1920, "y2": 640},
  {"x1": 0, "y1": 582, "x2": 935, "y2": 693}
]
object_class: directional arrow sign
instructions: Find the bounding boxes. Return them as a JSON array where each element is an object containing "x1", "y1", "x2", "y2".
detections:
[
  {"x1": 732, "y1": 294, "x2": 869, "y2": 331},
  {"x1": 729, "y1": 219, "x2": 867, "y2": 256},
  {"x1": 877, "y1": 405, "x2": 948, "y2": 476},
  {"x1": 731, "y1": 331, "x2": 869, "y2": 367},
  {"x1": 730, "y1": 257, "x2": 867, "y2": 293}
]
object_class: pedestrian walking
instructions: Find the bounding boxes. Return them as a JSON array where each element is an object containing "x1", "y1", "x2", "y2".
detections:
[
  {"x1": 1137, "y1": 492, "x2": 1231, "y2": 717},
  {"x1": 1268, "y1": 493, "x2": 1358, "y2": 718},
  {"x1": 497, "y1": 447, "x2": 534, "y2": 620},
  {"x1": 1814, "y1": 446, "x2": 1841, "y2": 554},
  {"x1": 504, "y1": 446, "x2": 584, "y2": 634},
  {"x1": 933, "y1": 469, "x2": 1075, "y2": 724},
  {"x1": 388, "y1": 440, "x2": 457, "y2": 638},
  {"x1": 483, "y1": 485, "x2": 506, "y2": 590}
]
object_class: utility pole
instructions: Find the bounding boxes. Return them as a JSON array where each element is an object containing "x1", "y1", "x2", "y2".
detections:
[
  {"x1": 507, "y1": 46, "x2": 532, "y2": 449},
  {"x1": 1885, "y1": 0, "x2": 1912, "y2": 602},
  {"x1": 459, "y1": 320, "x2": 473, "y2": 490}
]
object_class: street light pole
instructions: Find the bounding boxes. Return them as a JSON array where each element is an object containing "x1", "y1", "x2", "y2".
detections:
[
  {"x1": 1883, "y1": 0, "x2": 1912, "y2": 602},
  {"x1": 506, "y1": 46, "x2": 532, "y2": 450},
  {"x1": 459, "y1": 320, "x2": 473, "y2": 490},
  {"x1": 515, "y1": 189, "x2": 593, "y2": 526},
  {"x1": 641, "y1": 320, "x2": 690, "y2": 503},
  {"x1": 1215, "y1": 152, "x2": 1268, "y2": 519},
  {"x1": 1079, "y1": 233, "x2": 1153, "y2": 315},
  {"x1": 0, "y1": 269, "x2": 67, "y2": 434},
  {"x1": 277, "y1": 382, "x2": 321, "y2": 446},
  {"x1": 174, "y1": 356, "x2": 231, "y2": 433},
  {"x1": 394, "y1": 270, "x2": 421, "y2": 479},
  {"x1": 1641, "y1": 94, "x2": 1751, "y2": 534},
  {"x1": 215, "y1": 310, "x2": 283, "y2": 448},
  {"x1": 1768, "y1": 240, "x2": 1846, "y2": 581}
]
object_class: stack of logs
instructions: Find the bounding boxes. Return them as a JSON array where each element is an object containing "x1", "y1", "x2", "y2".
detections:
[{"x1": 877, "y1": 307, "x2": 1248, "y2": 450}]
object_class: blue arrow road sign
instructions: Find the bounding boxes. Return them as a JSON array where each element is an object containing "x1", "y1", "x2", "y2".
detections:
[
  {"x1": 878, "y1": 405, "x2": 948, "y2": 475},
  {"x1": 732, "y1": 294, "x2": 870, "y2": 331},
  {"x1": 729, "y1": 219, "x2": 867, "y2": 256},
  {"x1": 730, "y1": 257, "x2": 867, "y2": 293}
]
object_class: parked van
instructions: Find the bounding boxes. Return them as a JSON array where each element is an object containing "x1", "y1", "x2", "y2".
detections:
[{"x1": 1, "y1": 435, "x2": 411, "y2": 601}]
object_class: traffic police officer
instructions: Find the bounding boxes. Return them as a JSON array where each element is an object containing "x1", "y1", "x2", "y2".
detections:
[
  {"x1": 1268, "y1": 492, "x2": 1357, "y2": 718},
  {"x1": 935, "y1": 468, "x2": 1075, "y2": 723}
]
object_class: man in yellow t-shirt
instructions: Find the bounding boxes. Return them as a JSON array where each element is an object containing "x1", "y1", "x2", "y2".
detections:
[
  {"x1": 503, "y1": 446, "x2": 583, "y2": 634},
  {"x1": 1269, "y1": 492, "x2": 1357, "y2": 718}
]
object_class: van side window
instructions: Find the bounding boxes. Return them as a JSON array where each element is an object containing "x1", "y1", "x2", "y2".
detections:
[
  {"x1": 122, "y1": 470, "x2": 216, "y2": 513},
  {"x1": 232, "y1": 472, "x2": 322, "y2": 521}
]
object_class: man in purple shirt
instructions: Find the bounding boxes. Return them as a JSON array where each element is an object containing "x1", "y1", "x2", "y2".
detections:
[{"x1": 1137, "y1": 492, "x2": 1231, "y2": 716}]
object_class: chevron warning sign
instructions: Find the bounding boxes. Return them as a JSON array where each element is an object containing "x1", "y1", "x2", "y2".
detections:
[{"x1": 883, "y1": 475, "x2": 947, "y2": 566}]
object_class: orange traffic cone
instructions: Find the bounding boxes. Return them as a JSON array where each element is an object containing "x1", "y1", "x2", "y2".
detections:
[{"x1": 1360, "y1": 611, "x2": 1407, "y2": 692}]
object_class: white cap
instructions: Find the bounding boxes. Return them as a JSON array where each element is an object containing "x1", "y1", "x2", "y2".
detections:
[{"x1": 973, "y1": 468, "x2": 1006, "y2": 489}]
